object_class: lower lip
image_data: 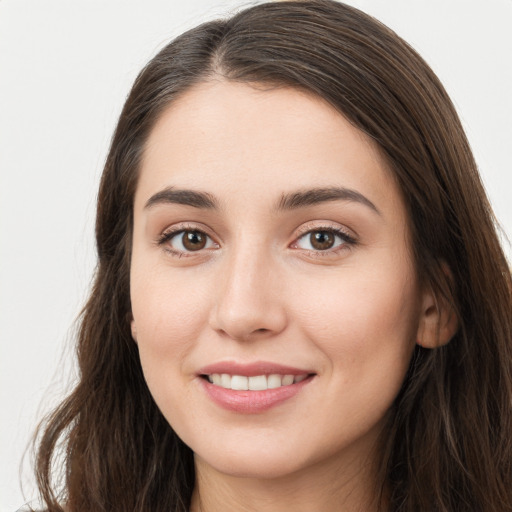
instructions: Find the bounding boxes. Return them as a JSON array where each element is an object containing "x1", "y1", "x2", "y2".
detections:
[{"x1": 200, "y1": 376, "x2": 314, "y2": 414}]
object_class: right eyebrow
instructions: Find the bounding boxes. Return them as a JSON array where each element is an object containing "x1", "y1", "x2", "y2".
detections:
[
  {"x1": 275, "y1": 186, "x2": 380, "y2": 215},
  {"x1": 144, "y1": 187, "x2": 219, "y2": 210}
]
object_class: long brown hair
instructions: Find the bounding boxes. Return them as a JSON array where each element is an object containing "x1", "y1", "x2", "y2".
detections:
[{"x1": 33, "y1": 1, "x2": 512, "y2": 510}]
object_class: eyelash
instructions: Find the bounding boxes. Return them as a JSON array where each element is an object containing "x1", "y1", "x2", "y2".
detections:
[
  {"x1": 156, "y1": 224, "x2": 217, "y2": 257},
  {"x1": 292, "y1": 225, "x2": 357, "y2": 256},
  {"x1": 156, "y1": 224, "x2": 357, "y2": 257}
]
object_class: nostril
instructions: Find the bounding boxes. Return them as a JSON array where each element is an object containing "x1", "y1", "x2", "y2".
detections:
[{"x1": 209, "y1": 296, "x2": 287, "y2": 341}]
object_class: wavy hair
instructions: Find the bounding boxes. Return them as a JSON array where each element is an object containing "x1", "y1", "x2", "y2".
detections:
[{"x1": 33, "y1": 1, "x2": 512, "y2": 510}]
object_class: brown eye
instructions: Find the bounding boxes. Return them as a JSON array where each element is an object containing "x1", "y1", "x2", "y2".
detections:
[
  {"x1": 309, "y1": 231, "x2": 335, "y2": 250},
  {"x1": 294, "y1": 228, "x2": 354, "y2": 253},
  {"x1": 181, "y1": 231, "x2": 207, "y2": 251},
  {"x1": 162, "y1": 229, "x2": 216, "y2": 253}
]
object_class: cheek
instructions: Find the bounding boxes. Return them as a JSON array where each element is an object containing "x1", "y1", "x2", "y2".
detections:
[
  {"x1": 291, "y1": 266, "x2": 420, "y2": 371},
  {"x1": 130, "y1": 264, "x2": 212, "y2": 384},
  {"x1": 291, "y1": 269, "x2": 420, "y2": 437},
  {"x1": 130, "y1": 267, "x2": 214, "y2": 431}
]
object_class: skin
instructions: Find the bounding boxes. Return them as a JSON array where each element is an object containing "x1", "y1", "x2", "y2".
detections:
[{"x1": 130, "y1": 80, "x2": 440, "y2": 511}]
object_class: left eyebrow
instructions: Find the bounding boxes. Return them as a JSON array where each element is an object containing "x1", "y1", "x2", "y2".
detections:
[
  {"x1": 144, "y1": 187, "x2": 219, "y2": 210},
  {"x1": 275, "y1": 187, "x2": 381, "y2": 215}
]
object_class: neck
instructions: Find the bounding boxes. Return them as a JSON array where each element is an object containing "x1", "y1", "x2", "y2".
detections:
[{"x1": 190, "y1": 450, "x2": 386, "y2": 512}]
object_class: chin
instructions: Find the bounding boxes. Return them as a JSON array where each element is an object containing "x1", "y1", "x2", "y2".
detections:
[{"x1": 195, "y1": 449, "x2": 309, "y2": 480}]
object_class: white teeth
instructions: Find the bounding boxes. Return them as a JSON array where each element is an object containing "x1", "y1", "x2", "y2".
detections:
[
  {"x1": 207, "y1": 373, "x2": 309, "y2": 390},
  {"x1": 248, "y1": 375, "x2": 267, "y2": 390},
  {"x1": 282, "y1": 374, "x2": 294, "y2": 386},
  {"x1": 267, "y1": 374, "x2": 282, "y2": 389},
  {"x1": 231, "y1": 375, "x2": 248, "y2": 390},
  {"x1": 220, "y1": 373, "x2": 231, "y2": 388}
]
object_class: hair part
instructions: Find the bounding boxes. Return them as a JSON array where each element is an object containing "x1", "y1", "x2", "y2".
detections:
[{"x1": 33, "y1": 1, "x2": 512, "y2": 511}]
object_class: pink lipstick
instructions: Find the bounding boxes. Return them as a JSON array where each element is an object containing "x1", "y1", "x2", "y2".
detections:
[{"x1": 198, "y1": 361, "x2": 315, "y2": 413}]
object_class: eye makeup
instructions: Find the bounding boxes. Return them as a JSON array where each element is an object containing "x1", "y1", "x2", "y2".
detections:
[{"x1": 154, "y1": 219, "x2": 358, "y2": 261}]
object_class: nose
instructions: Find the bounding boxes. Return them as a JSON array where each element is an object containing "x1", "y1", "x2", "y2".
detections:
[{"x1": 209, "y1": 245, "x2": 288, "y2": 341}]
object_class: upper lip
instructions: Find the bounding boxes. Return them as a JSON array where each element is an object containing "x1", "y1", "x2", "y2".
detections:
[{"x1": 198, "y1": 361, "x2": 314, "y2": 377}]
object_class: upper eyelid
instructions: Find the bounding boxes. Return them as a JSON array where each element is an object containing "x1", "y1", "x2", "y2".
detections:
[
  {"x1": 160, "y1": 222, "x2": 216, "y2": 239},
  {"x1": 292, "y1": 228, "x2": 355, "y2": 247},
  {"x1": 157, "y1": 227, "x2": 218, "y2": 257},
  {"x1": 156, "y1": 225, "x2": 218, "y2": 252},
  {"x1": 292, "y1": 221, "x2": 357, "y2": 240},
  {"x1": 156, "y1": 221, "x2": 357, "y2": 246}
]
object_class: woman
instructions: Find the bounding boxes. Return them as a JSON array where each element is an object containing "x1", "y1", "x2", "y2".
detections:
[{"x1": 32, "y1": 1, "x2": 512, "y2": 511}]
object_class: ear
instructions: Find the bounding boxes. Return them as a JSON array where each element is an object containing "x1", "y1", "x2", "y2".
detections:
[
  {"x1": 130, "y1": 315, "x2": 138, "y2": 343},
  {"x1": 416, "y1": 284, "x2": 458, "y2": 349}
]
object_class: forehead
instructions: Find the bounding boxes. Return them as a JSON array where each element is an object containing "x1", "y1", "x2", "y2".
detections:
[{"x1": 136, "y1": 80, "x2": 404, "y2": 219}]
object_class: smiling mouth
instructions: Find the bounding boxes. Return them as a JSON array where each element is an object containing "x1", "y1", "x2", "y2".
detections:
[{"x1": 202, "y1": 373, "x2": 311, "y2": 390}]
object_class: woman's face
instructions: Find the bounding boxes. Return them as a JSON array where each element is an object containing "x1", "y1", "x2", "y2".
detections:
[{"x1": 130, "y1": 81, "x2": 425, "y2": 480}]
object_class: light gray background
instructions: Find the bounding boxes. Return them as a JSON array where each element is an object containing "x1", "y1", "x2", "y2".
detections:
[{"x1": 1, "y1": 0, "x2": 511, "y2": 510}]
